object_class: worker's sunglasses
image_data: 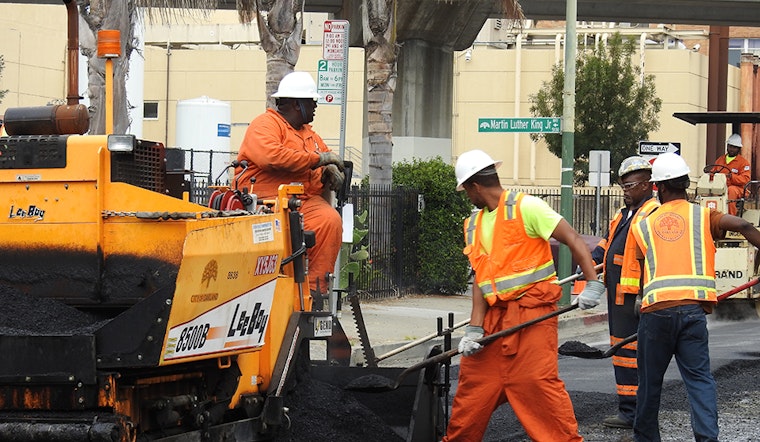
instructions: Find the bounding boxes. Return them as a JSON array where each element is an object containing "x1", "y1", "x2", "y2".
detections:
[{"x1": 618, "y1": 180, "x2": 645, "y2": 190}]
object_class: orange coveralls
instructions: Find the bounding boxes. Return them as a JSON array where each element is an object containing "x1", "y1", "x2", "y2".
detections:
[
  {"x1": 445, "y1": 191, "x2": 582, "y2": 441},
  {"x1": 236, "y1": 108, "x2": 342, "y2": 296},
  {"x1": 712, "y1": 154, "x2": 750, "y2": 215}
]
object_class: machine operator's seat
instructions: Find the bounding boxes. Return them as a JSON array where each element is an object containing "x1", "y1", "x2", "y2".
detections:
[{"x1": 696, "y1": 172, "x2": 727, "y2": 197}]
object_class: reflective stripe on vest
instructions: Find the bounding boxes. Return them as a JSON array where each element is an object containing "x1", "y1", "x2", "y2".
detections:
[
  {"x1": 478, "y1": 261, "x2": 556, "y2": 296},
  {"x1": 637, "y1": 202, "x2": 716, "y2": 307},
  {"x1": 619, "y1": 198, "x2": 659, "y2": 292},
  {"x1": 464, "y1": 190, "x2": 556, "y2": 303}
]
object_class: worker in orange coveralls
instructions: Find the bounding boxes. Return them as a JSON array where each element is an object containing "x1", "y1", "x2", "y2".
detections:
[
  {"x1": 235, "y1": 71, "x2": 345, "y2": 303},
  {"x1": 444, "y1": 149, "x2": 605, "y2": 441},
  {"x1": 711, "y1": 133, "x2": 750, "y2": 215}
]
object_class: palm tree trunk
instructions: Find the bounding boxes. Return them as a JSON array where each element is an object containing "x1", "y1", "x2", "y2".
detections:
[
  {"x1": 79, "y1": 0, "x2": 134, "y2": 134},
  {"x1": 256, "y1": 0, "x2": 304, "y2": 108},
  {"x1": 363, "y1": 0, "x2": 397, "y2": 187}
]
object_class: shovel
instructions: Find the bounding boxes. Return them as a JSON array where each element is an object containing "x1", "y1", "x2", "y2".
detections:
[
  {"x1": 559, "y1": 332, "x2": 637, "y2": 359},
  {"x1": 346, "y1": 265, "x2": 603, "y2": 392},
  {"x1": 372, "y1": 264, "x2": 603, "y2": 364},
  {"x1": 558, "y1": 277, "x2": 760, "y2": 360},
  {"x1": 345, "y1": 303, "x2": 580, "y2": 392}
]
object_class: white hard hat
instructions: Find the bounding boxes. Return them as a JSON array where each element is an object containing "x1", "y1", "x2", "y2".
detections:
[
  {"x1": 271, "y1": 71, "x2": 321, "y2": 100},
  {"x1": 650, "y1": 152, "x2": 690, "y2": 182},
  {"x1": 455, "y1": 150, "x2": 502, "y2": 191},
  {"x1": 618, "y1": 156, "x2": 652, "y2": 178},
  {"x1": 727, "y1": 133, "x2": 743, "y2": 148}
]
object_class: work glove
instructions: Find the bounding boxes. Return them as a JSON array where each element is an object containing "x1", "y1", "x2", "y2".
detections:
[
  {"x1": 315, "y1": 152, "x2": 344, "y2": 171},
  {"x1": 458, "y1": 325, "x2": 484, "y2": 357},
  {"x1": 575, "y1": 279, "x2": 605, "y2": 310},
  {"x1": 634, "y1": 294, "x2": 642, "y2": 318},
  {"x1": 321, "y1": 163, "x2": 345, "y2": 192}
]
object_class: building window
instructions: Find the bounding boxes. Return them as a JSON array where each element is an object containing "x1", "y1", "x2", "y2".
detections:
[
  {"x1": 729, "y1": 38, "x2": 760, "y2": 67},
  {"x1": 144, "y1": 102, "x2": 159, "y2": 120}
]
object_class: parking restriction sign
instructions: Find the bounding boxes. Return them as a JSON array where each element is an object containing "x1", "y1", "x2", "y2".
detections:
[{"x1": 323, "y1": 20, "x2": 348, "y2": 61}]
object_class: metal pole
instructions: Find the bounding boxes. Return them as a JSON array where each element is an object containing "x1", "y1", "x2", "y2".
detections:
[
  {"x1": 559, "y1": 0, "x2": 578, "y2": 305},
  {"x1": 338, "y1": 22, "x2": 349, "y2": 158},
  {"x1": 595, "y1": 171, "x2": 601, "y2": 236}
]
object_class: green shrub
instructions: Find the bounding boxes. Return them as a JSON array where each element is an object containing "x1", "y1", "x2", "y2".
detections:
[{"x1": 393, "y1": 157, "x2": 472, "y2": 294}]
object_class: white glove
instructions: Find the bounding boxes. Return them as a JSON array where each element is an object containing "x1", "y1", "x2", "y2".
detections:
[
  {"x1": 576, "y1": 279, "x2": 605, "y2": 310},
  {"x1": 458, "y1": 325, "x2": 484, "y2": 356}
]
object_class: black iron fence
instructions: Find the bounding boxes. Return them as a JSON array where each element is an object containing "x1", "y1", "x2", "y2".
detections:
[
  {"x1": 515, "y1": 187, "x2": 626, "y2": 237},
  {"x1": 343, "y1": 185, "x2": 421, "y2": 300}
]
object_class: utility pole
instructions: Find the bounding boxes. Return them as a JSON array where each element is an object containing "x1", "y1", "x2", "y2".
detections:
[{"x1": 559, "y1": 0, "x2": 577, "y2": 305}]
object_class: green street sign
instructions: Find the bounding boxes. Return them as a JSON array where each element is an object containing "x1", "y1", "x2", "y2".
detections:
[{"x1": 478, "y1": 117, "x2": 561, "y2": 133}]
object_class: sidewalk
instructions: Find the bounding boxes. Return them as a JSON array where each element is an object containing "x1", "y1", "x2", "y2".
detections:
[{"x1": 338, "y1": 291, "x2": 609, "y2": 366}]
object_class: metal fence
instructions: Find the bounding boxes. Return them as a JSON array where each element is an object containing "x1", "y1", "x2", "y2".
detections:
[
  {"x1": 343, "y1": 185, "x2": 421, "y2": 300},
  {"x1": 515, "y1": 186, "x2": 626, "y2": 237}
]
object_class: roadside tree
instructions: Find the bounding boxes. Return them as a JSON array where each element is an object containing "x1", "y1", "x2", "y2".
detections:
[
  {"x1": 393, "y1": 157, "x2": 472, "y2": 294},
  {"x1": 530, "y1": 33, "x2": 662, "y2": 184}
]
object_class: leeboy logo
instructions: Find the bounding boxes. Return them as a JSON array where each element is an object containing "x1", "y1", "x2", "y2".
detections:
[
  {"x1": 228, "y1": 302, "x2": 270, "y2": 341},
  {"x1": 8, "y1": 204, "x2": 45, "y2": 221}
]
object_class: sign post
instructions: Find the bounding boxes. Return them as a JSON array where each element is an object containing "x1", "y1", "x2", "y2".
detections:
[
  {"x1": 319, "y1": 20, "x2": 350, "y2": 158},
  {"x1": 589, "y1": 150, "x2": 610, "y2": 236}
]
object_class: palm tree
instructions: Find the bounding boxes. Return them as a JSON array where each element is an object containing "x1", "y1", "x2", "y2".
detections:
[
  {"x1": 80, "y1": 0, "x2": 304, "y2": 134},
  {"x1": 362, "y1": 0, "x2": 522, "y2": 186}
]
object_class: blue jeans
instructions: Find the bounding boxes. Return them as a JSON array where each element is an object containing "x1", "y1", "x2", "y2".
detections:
[{"x1": 633, "y1": 304, "x2": 718, "y2": 442}]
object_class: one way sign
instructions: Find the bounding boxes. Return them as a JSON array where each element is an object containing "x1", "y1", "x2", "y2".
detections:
[{"x1": 638, "y1": 141, "x2": 681, "y2": 159}]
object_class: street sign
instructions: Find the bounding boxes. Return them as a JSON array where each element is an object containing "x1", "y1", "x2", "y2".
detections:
[
  {"x1": 317, "y1": 59, "x2": 344, "y2": 105},
  {"x1": 478, "y1": 117, "x2": 561, "y2": 133},
  {"x1": 322, "y1": 20, "x2": 348, "y2": 61},
  {"x1": 638, "y1": 141, "x2": 681, "y2": 159},
  {"x1": 588, "y1": 150, "x2": 611, "y2": 187}
]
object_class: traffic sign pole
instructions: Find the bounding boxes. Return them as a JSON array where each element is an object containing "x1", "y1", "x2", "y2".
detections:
[
  {"x1": 559, "y1": 0, "x2": 578, "y2": 306},
  {"x1": 338, "y1": 23, "x2": 349, "y2": 159}
]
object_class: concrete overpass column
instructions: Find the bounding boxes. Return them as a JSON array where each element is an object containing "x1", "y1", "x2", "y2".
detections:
[{"x1": 392, "y1": 39, "x2": 453, "y2": 164}]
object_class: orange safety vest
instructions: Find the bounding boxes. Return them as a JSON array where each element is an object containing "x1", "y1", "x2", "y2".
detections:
[
  {"x1": 463, "y1": 190, "x2": 557, "y2": 305},
  {"x1": 604, "y1": 197, "x2": 660, "y2": 295},
  {"x1": 632, "y1": 200, "x2": 717, "y2": 308}
]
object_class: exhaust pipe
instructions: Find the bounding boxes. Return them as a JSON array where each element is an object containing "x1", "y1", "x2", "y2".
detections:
[
  {"x1": 3, "y1": 0, "x2": 89, "y2": 136},
  {"x1": 64, "y1": 0, "x2": 82, "y2": 106}
]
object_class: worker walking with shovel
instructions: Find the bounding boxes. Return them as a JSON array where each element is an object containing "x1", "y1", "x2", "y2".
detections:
[
  {"x1": 631, "y1": 152, "x2": 760, "y2": 442},
  {"x1": 444, "y1": 150, "x2": 605, "y2": 441}
]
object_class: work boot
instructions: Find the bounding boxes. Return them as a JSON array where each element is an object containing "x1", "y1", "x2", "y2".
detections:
[{"x1": 603, "y1": 415, "x2": 633, "y2": 429}]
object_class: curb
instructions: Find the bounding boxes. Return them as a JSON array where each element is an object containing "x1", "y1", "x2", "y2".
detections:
[{"x1": 558, "y1": 311, "x2": 609, "y2": 330}]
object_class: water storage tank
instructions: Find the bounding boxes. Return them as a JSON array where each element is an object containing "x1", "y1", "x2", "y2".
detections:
[{"x1": 175, "y1": 96, "x2": 232, "y2": 183}]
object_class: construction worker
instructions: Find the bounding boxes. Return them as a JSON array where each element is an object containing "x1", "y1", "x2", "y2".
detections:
[
  {"x1": 591, "y1": 156, "x2": 659, "y2": 429},
  {"x1": 235, "y1": 71, "x2": 345, "y2": 303},
  {"x1": 711, "y1": 133, "x2": 750, "y2": 215},
  {"x1": 631, "y1": 152, "x2": 760, "y2": 442},
  {"x1": 445, "y1": 149, "x2": 605, "y2": 442}
]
